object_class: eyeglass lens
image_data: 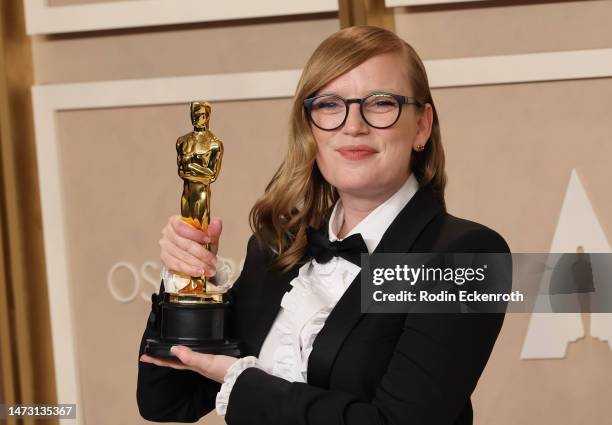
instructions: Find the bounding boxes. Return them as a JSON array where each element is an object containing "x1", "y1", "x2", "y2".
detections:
[{"x1": 309, "y1": 94, "x2": 401, "y2": 130}]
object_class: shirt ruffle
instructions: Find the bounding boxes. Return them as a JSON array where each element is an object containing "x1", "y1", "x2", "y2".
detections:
[
  {"x1": 215, "y1": 355, "x2": 261, "y2": 416},
  {"x1": 266, "y1": 258, "x2": 360, "y2": 382},
  {"x1": 160, "y1": 257, "x2": 233, "y2": 293}
]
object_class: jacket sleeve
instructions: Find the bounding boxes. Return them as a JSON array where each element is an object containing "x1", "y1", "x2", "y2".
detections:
[
  {"x1": 224, "y1": 227, "x2": 510, "y2": 425},
  {"x1": 136, "y1": 235, "x2": 257, "y2": 422}
]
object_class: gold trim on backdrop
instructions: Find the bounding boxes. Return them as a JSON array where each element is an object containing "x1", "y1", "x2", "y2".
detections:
[
  {"x1": 0, "y1": 198, "x2": 18, "y2": 425},
  {"x1": 338, "y1": 0, "x2": 395, "y2": 30},
  {"x1": 0, "y1": 1, "x2": 56, "y2": 424}
]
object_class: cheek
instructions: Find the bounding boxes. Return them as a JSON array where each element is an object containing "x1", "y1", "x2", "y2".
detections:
[
  {"x1": 313, "y1": 130, "x2": 333, "y2": 171},
  {"x1": 378, "y1": 134, "x2": 413, "y2": 173},
  {"x1": 386, "y1": 137, "x2": 412, "y2": 158},
  {"x1": 315, "y1": 147, "x2": 334, "y2": 182},
  {"x1": 380, "y1": 124, "x2": 412, "y2": 151}
]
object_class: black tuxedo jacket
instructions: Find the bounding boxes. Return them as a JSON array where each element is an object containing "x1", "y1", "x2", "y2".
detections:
[{"x1": 137, "y1": 184, "x2": 510, "y2": 425}]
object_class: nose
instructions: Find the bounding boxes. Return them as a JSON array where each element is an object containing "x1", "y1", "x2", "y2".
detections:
[{"x1": 342, "y1": 103, "x2": 369, "y2": 135}]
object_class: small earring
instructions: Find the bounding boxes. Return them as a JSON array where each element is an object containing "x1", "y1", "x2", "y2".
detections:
[{"x1": 414, "y1": 144, "x2": 425, "y2": 152}]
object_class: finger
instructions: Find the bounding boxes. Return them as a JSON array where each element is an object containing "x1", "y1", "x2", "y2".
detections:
[
  {"x1": 171, "y1": 216, "x2": 207, "y2": 244},
  {"x1": 162, "y1": 235, "x2": 217, "y2": 269},
  {"x1": 171, "y1": 346, "x2": 214, "y2": 372},
  {"x1": 160, "y1": 252, "x2": 201, "y2": 277},
  {"x1": 204, "y1": 218, "x2": 222, "y2": 255},
  {"x1": 159, "y1": 238, "x2": 214, "y2": 272},
  {"x1": 162, "y1": 236, "x2": 214, "y2": 268},
  {"x1": 204, "y1": 218, "x2": 222, "y2": 243},
  {"x1": 160, "y1": 250, "x2": 215, "y2": 277},
  {"x1": 167, "y1": 230, "x2": 217, "y2": 265}
]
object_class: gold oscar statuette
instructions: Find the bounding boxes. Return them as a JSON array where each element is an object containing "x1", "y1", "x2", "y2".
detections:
[{"x1": 145, "y1": 101, "x2": 241, "y2": 358}]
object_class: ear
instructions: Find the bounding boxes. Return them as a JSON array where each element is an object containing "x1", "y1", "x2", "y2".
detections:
[{"x1": 413, "y1": 103, "x2": 434, "y2": 150}]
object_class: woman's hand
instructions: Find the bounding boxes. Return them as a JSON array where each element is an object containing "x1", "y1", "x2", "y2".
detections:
[
  {"x1": 140, "y1": 346, "x2": 238, "y2": 384},
  {"x1": 159, "y1": 215, "x2": 222, "y2": 277}
]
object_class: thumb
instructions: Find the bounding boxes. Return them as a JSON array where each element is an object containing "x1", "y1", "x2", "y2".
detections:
[
  {"x1": 171, "y1": 345, "x2": 194, "y2": 365},
  {"x1": 205, "y1": 218, "x2": 223, "y2": 243}
]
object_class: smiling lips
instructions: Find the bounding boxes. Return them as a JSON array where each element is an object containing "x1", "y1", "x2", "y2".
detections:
[{"x1": 336, "y1": 145, "x2": 378, "y2": 160}]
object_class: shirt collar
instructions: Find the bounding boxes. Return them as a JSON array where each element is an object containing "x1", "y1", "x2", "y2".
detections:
[{"x1": 328, "y1": 172, "x2": 419, "y2": 254}]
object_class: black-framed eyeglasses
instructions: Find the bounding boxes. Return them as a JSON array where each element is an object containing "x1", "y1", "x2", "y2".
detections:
[{"x1": 303, "y1": 92, "x2": 424, "y2": 131}]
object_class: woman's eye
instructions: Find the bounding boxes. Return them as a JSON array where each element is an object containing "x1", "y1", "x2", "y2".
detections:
[
  {"x1": 368, "y1": 98, "x2": 398, "y2": 111},
  {"x1": 314, "y1": 101, "x2": 341, "y2": 110}
]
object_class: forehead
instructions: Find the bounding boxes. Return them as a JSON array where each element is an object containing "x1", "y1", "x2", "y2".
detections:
[{"x1": 318, "y1": 52, "x2": 410, "y2": 95}]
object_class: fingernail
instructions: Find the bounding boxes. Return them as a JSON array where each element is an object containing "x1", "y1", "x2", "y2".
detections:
[{"x1": 170, "y1": 346, "x2": 178, "y2": 354}]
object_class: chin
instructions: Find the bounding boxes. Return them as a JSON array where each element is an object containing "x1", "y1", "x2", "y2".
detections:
[
  {"x1": 334, "y1": 169, "x2": 379, "y2": 186},
  {"x1": 332, "y1": 179, "x2": 377, "y2": 195}
]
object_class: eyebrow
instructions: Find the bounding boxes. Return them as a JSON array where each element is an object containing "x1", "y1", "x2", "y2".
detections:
[{"x1": 316, "y1": 89, "x2": 399, "y2": 97}]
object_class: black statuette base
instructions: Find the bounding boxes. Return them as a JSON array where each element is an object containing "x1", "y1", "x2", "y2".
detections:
[
  {"x1": 145, "y1": 338, "x2": 241, "y2": 358},
  {"x1": 144, "y1": 295, "x2": 241, "y2": 358}
]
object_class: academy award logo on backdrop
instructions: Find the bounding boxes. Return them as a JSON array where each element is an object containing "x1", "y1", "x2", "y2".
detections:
[
  {"x1": 106, "y1": 256, "x2": 243, "y2": 304},
  {"x1": 521, "y1": 169, "x2": 612, "y2": 359}
]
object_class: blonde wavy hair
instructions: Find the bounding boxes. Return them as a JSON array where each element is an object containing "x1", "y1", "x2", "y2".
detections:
[{"x1": 249, "y1": 25, "x2": 447, "y2": 270}]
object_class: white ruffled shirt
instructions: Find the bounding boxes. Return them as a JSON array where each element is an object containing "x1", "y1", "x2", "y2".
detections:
[{"x1": 215, "y1": 173, "x2": 419, "y2": 416}]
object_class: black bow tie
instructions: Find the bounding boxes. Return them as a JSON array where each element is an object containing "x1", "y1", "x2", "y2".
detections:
[{"x1": 305, "y1": 225, "x2": 368, "y2": 266}]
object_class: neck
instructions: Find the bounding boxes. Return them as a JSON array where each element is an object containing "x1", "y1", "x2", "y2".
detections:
[{"x1": 336, "y1": 175, "x2": 408, "y2": 239}]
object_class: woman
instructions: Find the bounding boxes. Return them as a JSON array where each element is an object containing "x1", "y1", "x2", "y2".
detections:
[{"x1": 138, "y1": 25, "x2": 510, "y2": 425}]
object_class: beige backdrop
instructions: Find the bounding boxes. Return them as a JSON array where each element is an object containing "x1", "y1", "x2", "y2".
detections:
[{"x1": 31, "y1": 1, "x2": 612, "y2": 424}]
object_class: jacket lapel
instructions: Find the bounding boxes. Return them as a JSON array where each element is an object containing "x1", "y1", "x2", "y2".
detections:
[{"x1": 307, "y1": 184, "x2": 443, "y2": 388}]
